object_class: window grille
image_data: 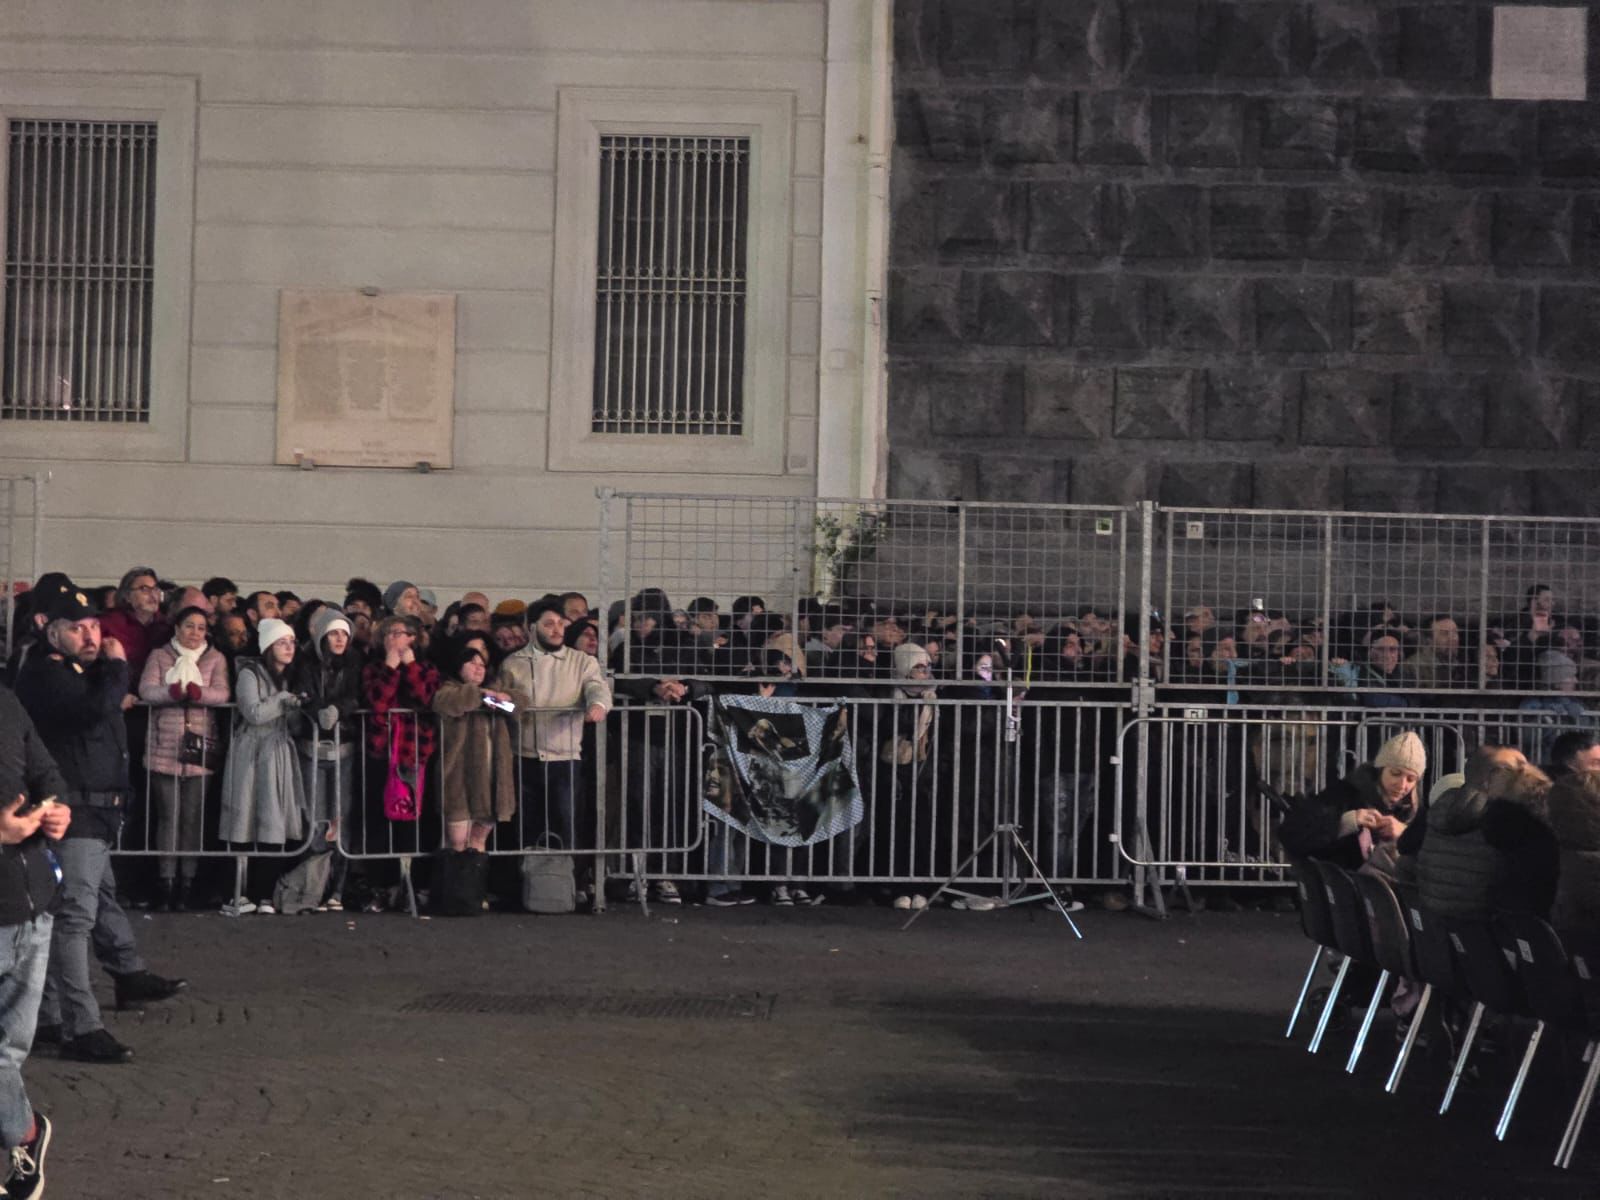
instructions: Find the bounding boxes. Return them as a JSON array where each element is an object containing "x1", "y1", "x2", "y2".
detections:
[
  {"x1": 3, "y1": 119, "x2": 157, "y2": 423},
  {"x1": 593, "y1": 134, "x2": 749, "y2": 436}
]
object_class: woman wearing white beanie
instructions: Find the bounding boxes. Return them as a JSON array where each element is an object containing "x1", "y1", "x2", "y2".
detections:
[
  {"x1": 217, "y1": 617, "x2": 308, "y2": 914},
  {"x1": 1280, "y1": 730, "x2": 1426, "y2": 874}
]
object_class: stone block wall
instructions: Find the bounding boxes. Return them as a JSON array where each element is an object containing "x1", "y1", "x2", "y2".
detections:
[{"x1": 887, "y1": 0, "x2": 1600, "y2": 515}]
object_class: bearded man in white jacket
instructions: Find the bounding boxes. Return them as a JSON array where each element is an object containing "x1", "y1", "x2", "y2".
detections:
[{"x1": 498, "y1": 600, "x2": 612, "y2": 851}]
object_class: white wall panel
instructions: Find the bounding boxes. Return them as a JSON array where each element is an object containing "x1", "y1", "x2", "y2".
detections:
[
  {"x1": 192, "y1": 285, "x2": 549, "y2": 352},
  {"x1": 200, "y1": 107, "x2": 554, "y2": 171},
  {"x1": 0, "y1": 44, "x2": 825, "y2": 114},
  {"x1": 454, "y1": 412, "x2": 547, "y2": 469},
  {"x1": 198, "y1": 167, "x2": 551, "y2": 231},
  {"x1": 3, "y1": 0, "x2": 843, "y2": 594},
  {"x1": 455, "y1": 352, "x2": 548, "y2": 414},
  {"x1": 0, "y1": 0, "x2": 826, "y2": 57},
  {"x1": 189, "y1": 406, "x2": 276, "y2": 465},
  {"x1": 194, "y1": 226, "x2": 549, "y2": 291},
  {"x1": 189, "y1": 347, "x2": 278, "y2": 408}
]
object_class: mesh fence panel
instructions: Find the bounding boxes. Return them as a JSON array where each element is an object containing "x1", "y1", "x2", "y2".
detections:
[
  {"x1": 1160, "y1": 508, "x2": 1600, "y2": 697},
  {"x1": 0, "y1": 474, "x2": 43, "y2": 662},
  {"x1": 606, "y1": 494, "x2": 1131, "y2": 685}
]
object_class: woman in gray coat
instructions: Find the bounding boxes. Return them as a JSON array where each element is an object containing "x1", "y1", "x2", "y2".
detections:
[{"x1": 219, "y1": 618, "x2": 308, "y2": 914}]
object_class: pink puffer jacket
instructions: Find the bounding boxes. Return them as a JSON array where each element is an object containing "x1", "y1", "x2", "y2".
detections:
[{"x1": 138, "y1": 643, "x2": 232, "y2": 778}]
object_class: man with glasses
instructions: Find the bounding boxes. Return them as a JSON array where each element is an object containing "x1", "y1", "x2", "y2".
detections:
[{"x1": 97, "y1": 568, "x2": 169, "y2": 700}]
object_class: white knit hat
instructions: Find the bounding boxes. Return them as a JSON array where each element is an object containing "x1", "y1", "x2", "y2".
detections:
[
  {"x1": 256, "y1": 617, "x2": 295, "y2": 654},
  {"x1": 1375, "y1": 731, "x2": 1426, "y2": 776}
]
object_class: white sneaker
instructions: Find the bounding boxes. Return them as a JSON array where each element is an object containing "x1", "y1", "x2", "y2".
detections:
[
  {"x1": 626, "y1": 880, "x2": 646, "y2": 904},
  {"x1": 771, "y1": 885, "x2": 793, "y2": 906},
  {"x1": 910, "y1": 894, "x2": 928, "y2": 910},
  {"x1": 220, "y1": 899, "x2": 257, "y2": 917},
  {"x1": 653, "y1": 881, "x2": 682, "y2": 905},
  {"x1": 255, "y1": 900, "x2": 277, "y2": 915},
  {"x1": 892, "y1": 894, "x2": 912, "y2": 910},
  {"x1": 953, "y1": 895, "x2": 998, "y2": 912},
  {"x1": 790, "y1": 886, "x2": 817, "y2": 906}
]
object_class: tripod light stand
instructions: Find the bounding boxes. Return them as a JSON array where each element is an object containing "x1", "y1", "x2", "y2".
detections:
[{"x1": 903, "y1": 639, "x2": 1084, "y2": 937}]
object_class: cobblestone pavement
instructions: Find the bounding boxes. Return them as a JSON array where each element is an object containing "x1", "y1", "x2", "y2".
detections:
[{"x1": 24, "y1": 901, "x2": 1595, "y2": 1198}]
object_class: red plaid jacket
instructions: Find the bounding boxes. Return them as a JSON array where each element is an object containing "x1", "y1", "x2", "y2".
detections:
[{"x1": 362, "y1": 660, "x2": 441, "y2": 767}]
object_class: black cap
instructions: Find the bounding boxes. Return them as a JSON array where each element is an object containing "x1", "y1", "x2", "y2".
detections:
[
  {"x1": 28, "y1": 572, "x2": 75, "y2": 611},
  {"x1": 45, "y1": 589, "x2": 98, "y2": 622}
]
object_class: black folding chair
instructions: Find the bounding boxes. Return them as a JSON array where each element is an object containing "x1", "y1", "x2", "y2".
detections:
[
  {"x1": 1558, "y1": 934, "x2": 1600, "y2": 1170},
  {"x1": 1442, "y1": 913, "x2": 1533, "y2": 1138},
  {"x1": 1394, "y1": 883, "x2": 1480, "y2": 1115},
  {"x1": 1491, "y1": 913, "x2": 1590, "y2": 1152},
  {"x1": 1354, "y1": 872, "x2": 1426, "y2": 1093},
  {"x1": 1315, "y1": 861, "x2": 1388, "y2": 1072},
  {"x1": 1286, "y1": 857, "x2": 1345, "y2": 1042}
]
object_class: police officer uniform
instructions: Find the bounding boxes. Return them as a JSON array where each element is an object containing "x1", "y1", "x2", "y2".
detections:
[{"x1": 12, "y1": 590, "x2": 185, "y2": 1064}]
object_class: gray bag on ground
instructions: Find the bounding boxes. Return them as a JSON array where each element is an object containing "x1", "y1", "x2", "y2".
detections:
[
  {"x1": 521, "y1": 840, "x2": 576, "y2": 914},
  {"x1": 274, "y1": 851, "x2": 332, "y2": 915}
]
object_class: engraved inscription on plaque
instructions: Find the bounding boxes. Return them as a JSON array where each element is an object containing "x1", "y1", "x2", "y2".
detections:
[{"x1": 276, "y1": 290, "x2": 456, "y2": 468}]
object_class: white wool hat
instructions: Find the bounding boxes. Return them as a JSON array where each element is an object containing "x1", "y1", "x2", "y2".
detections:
[
  {"x1": 1375, "y1": 731, "x2": 1427, "y2": 776},
  {"x1": 256, "y1": 618, "x2": 295, "y2": 654}
]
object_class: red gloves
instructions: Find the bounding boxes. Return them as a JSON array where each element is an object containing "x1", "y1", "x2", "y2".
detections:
[
  {"x1": 186, "y1": 682, "x2": 202, "y2": 702},
  {"x1": 169, "y1": 683, "x2": 184, "y2": 701}
]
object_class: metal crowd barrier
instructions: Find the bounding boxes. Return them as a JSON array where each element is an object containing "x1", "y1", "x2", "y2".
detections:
[
  {"x1": 1113, "y1": 704, "x2": 1596, "y2": 887},
  {"x1": 110, "y1": 686, "x2": 1596, "y2": 915},
  {"x1": 630, "y1": 695, "x2": 1129, "y2": 895},
  {"x1": 120, "y1": 699, "x2": 317, "y2": 859}
]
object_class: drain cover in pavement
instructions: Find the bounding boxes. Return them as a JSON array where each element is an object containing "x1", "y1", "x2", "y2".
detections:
[{"x1": 400, "y1": 992, "x2": 776, "y2": 1020}]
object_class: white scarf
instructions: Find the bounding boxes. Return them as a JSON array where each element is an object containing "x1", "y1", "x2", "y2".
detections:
[{"x1": 163, "y1": 638, "x2": 206, "y2": 690}]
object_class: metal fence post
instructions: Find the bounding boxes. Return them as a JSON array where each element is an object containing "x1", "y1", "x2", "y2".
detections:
[
  {"x1": 1321, "y1": 514, "x2": 1335, "y2": 687},
  {"x1": 1478, "y1": 519, "x2": 1492, "y2": 691},
  {"x1": 595, "y1": 713, "x2": 604, "y2": 908},
  {"x1": 954, "y1": 505, "x2": 967, "y2": 681},
  {"x1": 596, "y1": 486, "x2": 614, "y2": 641},
  {"x1": 29, "y1": 473, "x2": 44, "y2": 584},
  {"x1": 1132, "y1": 501, "x2": 1165, "y2": 914}
]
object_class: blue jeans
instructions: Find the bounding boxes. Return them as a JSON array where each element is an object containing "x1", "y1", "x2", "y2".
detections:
[
  {"x1": 705, "y1": 821, "x2": 738, "y2": 898},
  {"x1": 39, "y1": 838, "x2": 145, "y2": 1039},
  {"x1": 0, "y1": 915, "x2": 51, "y2": 1148},
  {"x1": 522, "y1": 759, "x2": 579, "y2": 851}
]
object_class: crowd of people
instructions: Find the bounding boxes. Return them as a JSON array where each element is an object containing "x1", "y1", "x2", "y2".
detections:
[
  {"x1": 0, "y1": 568, "x2": 1592, "y2": 917},
  {"x1": 2, "y1": 562, "x2": 1599, "y2": 1193}
]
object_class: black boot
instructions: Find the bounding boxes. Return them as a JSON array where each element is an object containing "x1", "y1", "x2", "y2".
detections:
[
  {"x1": 156, "y1": 879, "x2": 176, "y2": 912},
  {"x1": 112, "y1": 970, "x2": 189, "y2": 1011},
  {"x1": 172, "y1": 878, "x2": 191, "y2": 913}
]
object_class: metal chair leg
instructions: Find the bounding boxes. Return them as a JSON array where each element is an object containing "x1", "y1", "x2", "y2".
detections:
[
  {"x1": 1386, "y1": 982, "x2": 1432, "y2": 1094},
  {"x1": 1496, "y1": 1020, "x2": 1545, "y2": 1142},
  {"x1": 1441, "y1": 1002, "x2": 1484, "y2": 1115},
  {"x1": 1286, "y1": 946, "x2": 1321, "y2": 1039},
  {"x1": 1347, "y1": 968, "x2": 1391, "y2": 1074},
  {"x1": 1556, "y1": 1040, "x2": 1600, "y2": 1169},
  {"x1": 1309, "y1": 954, "x2": 1351, "y2": 1055}
]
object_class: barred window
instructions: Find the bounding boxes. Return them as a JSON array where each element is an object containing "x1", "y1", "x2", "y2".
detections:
[
  {"x1": 592, "y1": 135, "x2": 749, "y2": 436},
  {"x1": 3, "y1": 119, "x2": 157, "y2": 423}
]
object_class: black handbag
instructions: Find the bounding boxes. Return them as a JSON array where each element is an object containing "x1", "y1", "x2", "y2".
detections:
[
  {"x1": 178, "y1": 729, "x2": 223, "y2": 771},
  {"x1": 434, "y1": 849, "x2": 489, "y2": 917}
]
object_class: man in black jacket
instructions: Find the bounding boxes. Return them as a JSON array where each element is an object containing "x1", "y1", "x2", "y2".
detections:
[
  {"x1": 0, "y1": 683, "x2": 72, "y2": 1199},
  {"x1": 13, "y1": 590, "x2": 186, "y2": 1066}
]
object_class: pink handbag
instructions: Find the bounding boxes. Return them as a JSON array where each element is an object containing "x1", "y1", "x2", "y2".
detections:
[{"x1": 381, "y1": 720, "x2": 420, "y2": 822}]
